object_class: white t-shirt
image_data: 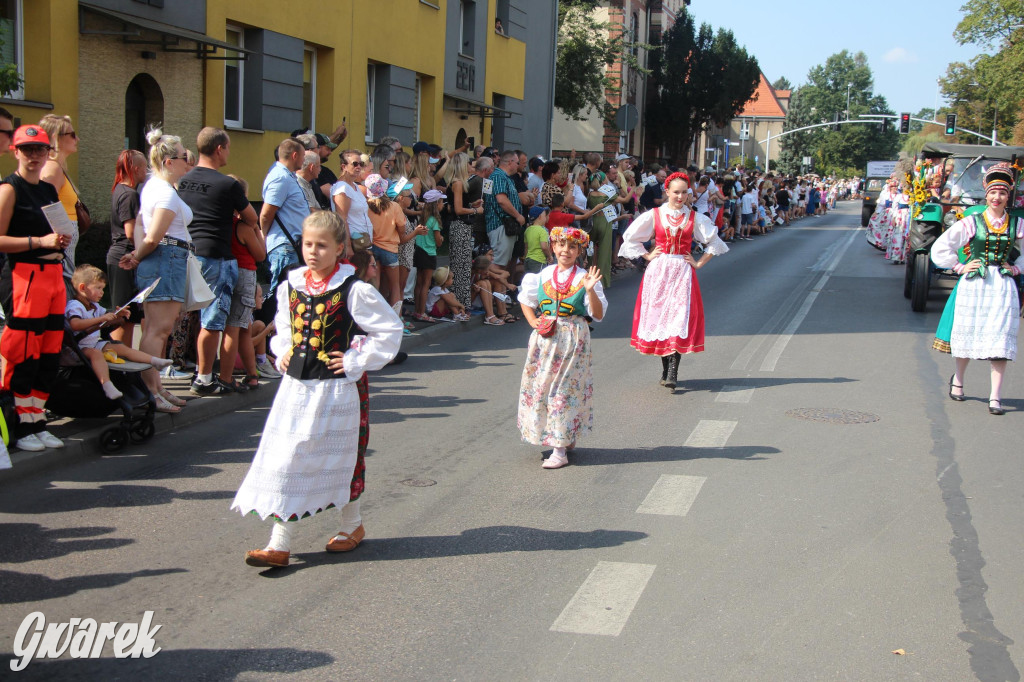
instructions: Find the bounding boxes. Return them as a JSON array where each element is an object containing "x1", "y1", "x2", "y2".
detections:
[
  {"x1": 741, "y1": 194, "x2": 755, "y2": 214},
  {"x1": 572, "y1": 184, "x2": 587, "y2": 212},
  {"x1": 332, "y1": 180, "x2": 373, "y2": 238},
  {"x1": 694, "y1": 187, "x2": 711, "y2": 214},
  {"x1": 139, "y1": 177, "x2": 193, "y2": 242},
  {"x1": 427, "y1": 285, "x2": 448, "y2": 311}
]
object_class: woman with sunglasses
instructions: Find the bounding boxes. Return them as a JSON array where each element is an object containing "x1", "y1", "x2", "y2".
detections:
[
  {"x1": 331, "y1": 149, "x2": 370, "y2": 257},
  {"x1": 38, "y1": 114, "x2": 84, "y2": 290},
  {"x1": 0, "y1": 125, "x2": 73, "y2": 452}
]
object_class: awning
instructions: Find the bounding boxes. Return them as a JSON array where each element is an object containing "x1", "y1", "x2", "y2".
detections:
[
  {"x1": 444, "y1": 96, "x2": 511, "y2": 119},
  {"x1": 79, "y1": 3, "x2": 254, "y2": 60}
]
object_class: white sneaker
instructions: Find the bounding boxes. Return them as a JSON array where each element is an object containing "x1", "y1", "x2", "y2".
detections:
[
  {"x1": 256, "y1": 360, "x2": 281, "y2": 379},
  {"x1": 37, "y1": 431, "x2": 65, "y2": 449},
  {"x1": 16, "y1": 433, "x2": 45, "y2": 452},
  {"x1": 161, "y1": 365, "x2": 193, "y2": 379}
]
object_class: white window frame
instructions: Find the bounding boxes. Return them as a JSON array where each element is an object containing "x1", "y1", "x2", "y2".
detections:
[
  {"x1": 739, "y1": 119, "x2": 750, "y2": 140},
  {"x1": 303, "y1": 46, "x2": 317, "y2": 132},
  {"x1": 0, "y1": 0, "x2": 24, "y2": 100},
  {"x1": 223, "y1": 25, "x2": 244, "y2": 128},
  {"x1": 365, "y1": 64, "x2": 376, "y2": 143}
]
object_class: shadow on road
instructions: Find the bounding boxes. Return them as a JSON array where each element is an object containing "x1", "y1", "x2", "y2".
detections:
[
  {"x1": 0, "y1": 646, "x2": 333, "y2": 681},
  {"x1": 257, "y1": 525, "x2": 648, "y2": 576},
  {"x1": 570, "y1": 445, "x2": 780, "y2": 465},
  {"x1": 2, "y1": 524, "x2": 133, "y2": 563},
  {"x1": 0, "y1": 485, "x2": 235, "y2": 515},
  {"x1": 0, "y1": 567, "x2": 187, "y2": 604}
]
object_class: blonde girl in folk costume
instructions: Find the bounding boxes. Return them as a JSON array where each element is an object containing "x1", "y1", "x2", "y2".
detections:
[
  {"x1": 518, "y1": 226, "x2": 607, "y2": 470},
  {"x1": 618, "y1": 172, "x2": 729, "y2": 392},
  {"x1": 232, "y1": 211, "x2": 403, "y2": 568}
]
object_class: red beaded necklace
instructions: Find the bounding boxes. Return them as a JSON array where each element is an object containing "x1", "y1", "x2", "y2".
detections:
[
  {"x1": 664, "y1": 206, "x2": 686, "y2": 228},
  {"x1": 551, "y1": 264, "x2": 577, "y2": 295},
  {"x1": 305, "y1": 263, "x2": 340, "y2": 295}
]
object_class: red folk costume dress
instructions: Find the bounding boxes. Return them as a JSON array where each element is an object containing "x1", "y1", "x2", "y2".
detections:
[{"x1": 618, "y1": 204, "x2": 729, "y2": 356}]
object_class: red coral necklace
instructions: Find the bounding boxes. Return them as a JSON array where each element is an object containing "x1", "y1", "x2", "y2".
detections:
[
  {"x1": 551, "y1": 265, "x2": 577, "y2": 295},
  {"x1": 305, "y1": 264, "x2": 340, "y2": 295}
]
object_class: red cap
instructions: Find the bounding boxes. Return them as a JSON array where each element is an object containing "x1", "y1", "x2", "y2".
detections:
[{"x1": 11, "y1": 125, "x2": 50, "y2": 149}]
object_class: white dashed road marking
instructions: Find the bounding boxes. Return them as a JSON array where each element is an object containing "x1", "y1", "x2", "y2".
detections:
[
  {"x1": 684, "y1": 420, "x2": 737, "y2": 448},
  {"x1": 636, "y1": 474, "x2": 707, "y2": 516},
  {"x1": 550, "y1": 561, "x2": 657, "y2": 636},
  {"x1": 715, "y1": 385, "x2": 754, "y2": 403}
]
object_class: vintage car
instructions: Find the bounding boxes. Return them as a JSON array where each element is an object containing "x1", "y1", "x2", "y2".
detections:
[{"x1": 904, "y1": 142, "x2": 1024, "y2": 311}]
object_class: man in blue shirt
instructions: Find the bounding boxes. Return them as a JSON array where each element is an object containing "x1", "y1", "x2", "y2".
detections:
[{"x1": 259, "y1": 138, "x2": 309, "y2": 309}]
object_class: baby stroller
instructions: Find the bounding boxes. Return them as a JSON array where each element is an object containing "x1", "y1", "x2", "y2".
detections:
[{"x1": 46, "y1": 323, "x2": 156, "y2": 454}]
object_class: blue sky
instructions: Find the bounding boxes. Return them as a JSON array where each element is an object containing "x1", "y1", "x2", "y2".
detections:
[{"x1": 688, "y1": 2, "x2": 985, "y2": 118}]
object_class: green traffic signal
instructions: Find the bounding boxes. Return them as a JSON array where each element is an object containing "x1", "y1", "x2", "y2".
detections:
[{"x1": 945, "y1": 114, "x2": 957, "y2": 136}]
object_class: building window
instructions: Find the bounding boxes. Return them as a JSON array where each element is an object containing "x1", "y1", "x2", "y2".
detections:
[
  {"x1": 739, "y1": 119, "x2": 750, "y2": 140},
  {"x1": 414, "y1": 76, "x2": 421, "y2": 142},
  {"x1": 495, "y1": 0, "x2": 509, "y2": 35},
  {"x1": 460, "y1": 0, "x2": 475, "y2": 57},
  {"x1": 365, "y1": 64, "x2": 376, "y2": 143},
  {"x1": 223, "y1": 26, "x2": 243, "y2": 127},
  {"x1": 0, "y1": 0, "x2": 22, "y2": 100},
  {"x1": 303, "y1": 47, "x2": 317, "y2": 132}
]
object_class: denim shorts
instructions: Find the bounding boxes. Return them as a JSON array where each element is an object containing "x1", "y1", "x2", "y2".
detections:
[
  {"x1": 371, "y1": 244, "x2": 399, "y2": 268},
  {"x1": 195, "y1": 255, "x2": 238, "y2": 332},
  {"x1": 227, "y1": 267, "x2": 257, "y2": 329},
  {"x1": 136, "y1": 243, "x2": 188, "y2": 303}
]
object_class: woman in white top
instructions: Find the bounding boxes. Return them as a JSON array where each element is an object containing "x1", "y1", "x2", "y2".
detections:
[
  {"x1": 118, "y1": 128, "x2": 193, "y2": 413},
  {"x1": 332, "y1": 149, "x2": 371, "y2": 255}
]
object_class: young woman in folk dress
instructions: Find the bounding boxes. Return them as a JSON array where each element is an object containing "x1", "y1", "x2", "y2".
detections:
[
  {"x1": 932, "y1": 162, "x2": 1024, "y2": 416},
  {"x1": 232, "y1": 211, "x2": 402, "y2": 567},
  {"x1": 618, "y1": 172, "x2": 729, "y2": 392},
  {"x1": 517, "y1": 227, "x2": 606, "y2": 470},
  {"x1": 865, "y1": 181, "x2": 893, "y2": 250},
  {"x1": 886, "y1": 180, "x2": 912, "y2": 264}
]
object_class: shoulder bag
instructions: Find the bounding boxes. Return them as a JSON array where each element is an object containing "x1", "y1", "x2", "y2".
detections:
[{"x1": 63, "y1": 170, "x2": 91, "y2": 231}]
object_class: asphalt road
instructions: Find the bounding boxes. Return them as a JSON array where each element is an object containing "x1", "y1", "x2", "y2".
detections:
[{"x1": 2, "y1": 201, "x2": 1022, "y2": 681}]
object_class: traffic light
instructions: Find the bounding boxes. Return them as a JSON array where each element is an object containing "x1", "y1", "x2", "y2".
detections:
[
  {"x1": 945, "y1": 113, "x2": 957, "y2": 136},
  {"x1": 899, "y1": 113, "x2": 911, "y2": 134},
  {"x1": 882, "y1": 118, "x2": 889, "y2": 133}
]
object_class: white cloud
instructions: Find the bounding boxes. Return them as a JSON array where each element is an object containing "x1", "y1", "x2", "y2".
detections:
[{"x1": 884, "y1": 47, "x2": 919, "y2": 64}]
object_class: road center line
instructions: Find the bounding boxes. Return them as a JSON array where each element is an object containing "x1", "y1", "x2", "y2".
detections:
[
  {"x1": 715, "y1": 385, "x2": 754, "y2": 403},
  {"x1": 636, "y1": 474, "x2": 707, "y2": 516},
  {"x1": 550, "y1": 561, "x2": 657, "y2": 636},
  {"x1": 684, "y1": 420, "x2": 737, "y2": 448},
  {"x1": 759, "y1": 228, "x2": 859, "y2": 372}
]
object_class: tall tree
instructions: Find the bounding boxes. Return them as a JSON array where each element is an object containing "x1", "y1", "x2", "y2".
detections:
[
  {"x1": 778, "y1": 51, "x2": 899, "y2": 176},
  {"x1": 554, "y1": 0, "x2": 652, "y2": 120},
  {"x1": 771, "y1": 76, "x2": 792, "y2": 91},
  {"x1": 645, "y1": 13, "x2": 759, "y2": 164}
]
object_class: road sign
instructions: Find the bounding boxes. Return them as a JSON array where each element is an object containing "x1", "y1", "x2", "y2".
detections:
[{"x1": 614, "y1": 104, "x2": 639, "y2": 131}]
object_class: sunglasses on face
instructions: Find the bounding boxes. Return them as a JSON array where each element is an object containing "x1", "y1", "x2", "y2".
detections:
[
  {"x1": 17, "y1": 145, "x2": 51, "y2": 157},
  {"x1": 61, "y1": 131, "x2": 78, "y2": 139}
]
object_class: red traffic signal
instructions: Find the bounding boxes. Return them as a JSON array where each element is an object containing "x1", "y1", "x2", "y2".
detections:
[{"x1": 899, "y1": 113, "x2": 911, "y2": 134}]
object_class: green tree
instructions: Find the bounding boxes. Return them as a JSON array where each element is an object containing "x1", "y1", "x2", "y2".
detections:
[
  {"x1": 771, "y1": 76, "x2": 792, "y2": 91},
  {"x1": 645, "y1": 12, "x2": 759, "y2": 164},
  {"x1": 778, "y1": 51, "x2": 899, "y2": 176},
  {"x1": 554, "y1": 0, "x2": 653, "y2": 120}
]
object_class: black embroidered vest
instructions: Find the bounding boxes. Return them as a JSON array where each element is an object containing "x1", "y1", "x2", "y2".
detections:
[{"x1": 286, "y1": 276, "x2": 364, "y2": 380}]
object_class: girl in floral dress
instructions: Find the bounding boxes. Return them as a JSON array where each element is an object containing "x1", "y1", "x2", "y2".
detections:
[
  {"x1": 886, "y1": 181, "x2": 912, "y2": 264},
  {"x1": 517, "y1": 227, "x2": 606, "y2": 470},
  {"x1": 618, "y1": 172, "x2": 729, "y2": 392},
  {"x1": 865, "y1": 181, "x2": 893, "y2": 250},
  {"x1": 232, "y1": 211, "x2": 402, "y2": 567}
]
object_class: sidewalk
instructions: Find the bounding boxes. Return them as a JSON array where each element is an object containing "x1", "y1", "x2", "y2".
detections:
[{"x1": 0, "y1": 312, "x2": 484, "y2": 482}]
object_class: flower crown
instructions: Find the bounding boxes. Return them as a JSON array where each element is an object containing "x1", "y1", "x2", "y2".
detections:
[{"x1": 550, "y1": 226, "x2": 590, "y2": 248}]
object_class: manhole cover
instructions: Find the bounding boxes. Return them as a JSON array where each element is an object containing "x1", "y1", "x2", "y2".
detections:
[
  {"x1": 400, "y1": 479, "x2": 437, "y2": 487},
  {"x1": 785, "y1": 408, "x2": 879, "y2": 424}
]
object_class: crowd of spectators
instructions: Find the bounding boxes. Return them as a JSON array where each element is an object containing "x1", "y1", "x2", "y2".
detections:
[{"x1": 0, "y1": 106, "x2": 859, "y2": 456}]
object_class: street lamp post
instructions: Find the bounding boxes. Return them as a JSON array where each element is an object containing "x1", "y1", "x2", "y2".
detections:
[{"x1": 846, "y1": 83, "x2": 852, "y2": 120}]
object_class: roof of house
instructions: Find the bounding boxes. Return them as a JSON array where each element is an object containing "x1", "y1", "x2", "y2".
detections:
[{"x1": 738, "y1": 73, "x2": 787, "y2": 119}]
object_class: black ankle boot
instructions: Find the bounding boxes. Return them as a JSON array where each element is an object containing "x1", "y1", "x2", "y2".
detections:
[
  {"x1": 665, "y1": 354, "x2": 680, "y2": 391},
  {"x1": 660, "y1": 356, "x2": 670, "y2": 385}
]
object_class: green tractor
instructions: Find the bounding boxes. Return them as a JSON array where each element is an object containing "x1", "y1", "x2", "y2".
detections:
[{"x1": 904, "y1": 142, "x2": 1024, "y2": 311}]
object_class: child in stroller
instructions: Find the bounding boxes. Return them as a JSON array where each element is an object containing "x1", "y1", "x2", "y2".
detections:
[{"x1": 65, "y1": 265, "x2": 173, "y2": 399}]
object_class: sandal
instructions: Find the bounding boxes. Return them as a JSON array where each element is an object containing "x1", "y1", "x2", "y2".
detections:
[
  {"x1": 412, "y1": 313, "x2": 437, "y2": 323},
  {"x1": 153, "y1": 393, "x2": 181, "y2": 413},
  {"x1": 502, "y1": 314, "x2": 518, "y2": 323},
  {"x1": 243, "y1": 375, "x2": 261, "y2": 390},
  {"x1": 484, "y1": 315, "x2": 505, "y2": 326},
  {"x1": 159, "y1": 389, "x2": 187, "y2": 407}
]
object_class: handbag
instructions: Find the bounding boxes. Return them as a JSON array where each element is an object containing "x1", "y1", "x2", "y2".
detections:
[
  {"x1": 351, "y1": 232, "x2": 372, "y2": 251},
  {"x1": 183, "y1": 252, "x2": 216, "y2": 312},
  {"x1": 63, "y1": 170, "x2": 91, "y2": 231},
  {"x1": 535, "y1": 315, "x2": 557, "y2": 338},
  {"x1": 502, "y1": 213, "x2": 521, "y2": 238}
]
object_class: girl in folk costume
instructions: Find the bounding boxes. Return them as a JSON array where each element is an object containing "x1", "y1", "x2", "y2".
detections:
[
  {"x1": 517, "y1": 227, "x2": 606, "y2": 470},
  {"x1": 932, "y1": 162, "x2": 1024, "y2": 415},
  {"x1": 865, "y1": 181, "x2": 893, "y2": 250},
  {"x1": 618, "y1": 172, "x2": 729, "y2": 392},
  {"x1": 232, "y1": 211, "x2": 403, "y2": 567},
  {"x1": 885, "y1": 178, "x2": 912, "y2": 264}
]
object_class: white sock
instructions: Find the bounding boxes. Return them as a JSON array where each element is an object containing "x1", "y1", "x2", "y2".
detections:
[
  {"x1": 339, "y1": 501, "x2": 362, "y2": 534},
  {"x1": 551, "y1": 446, "x2": 567, "y2": 460},
  {"x1": 266, "y1": 521, "x2": 295, "y2": 552},
  {"x1": 149, "y1": 357, "x2": 173, "y2": 369},
  {"x1": 102, "y1": 381, "x2": 123, "y2": 400},
  {"x1": 197, "y1": 373, "x2": 213, "y2": 384}
]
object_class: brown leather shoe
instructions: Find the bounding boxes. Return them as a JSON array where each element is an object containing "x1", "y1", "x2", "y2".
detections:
[
  {"x1": 245, "y1": 549, "x2": 290, "y2": 567},
  {"x1": 325, "y1": 524, "x2": 365, "y2": 552}
]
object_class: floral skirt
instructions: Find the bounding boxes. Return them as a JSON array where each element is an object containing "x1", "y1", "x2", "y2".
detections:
[
  {"x1": 517, "y1": 316, "x2": 593, "y2": 447},
  {"x1": 866, "y1": 206, "x2": 891, "y2": 249},
  {"x1": 232, "y1": 374, "x2": 366, "y2": 522},
  {"x1": 886, "y1": 208, "x2": 910, "y2": 262}
]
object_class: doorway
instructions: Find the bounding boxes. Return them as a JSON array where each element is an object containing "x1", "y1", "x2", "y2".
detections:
[{"x1": 124, "y1": 73, "x2": 163, "y2": 152}]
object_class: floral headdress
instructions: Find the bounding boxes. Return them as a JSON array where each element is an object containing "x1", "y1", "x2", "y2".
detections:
[
  {"x1": 549, "y1": 225, "x2": 590, "y2": 248},
  {"x1": 984, "y1": 162, "x2": 1014, "y2": 194}
]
